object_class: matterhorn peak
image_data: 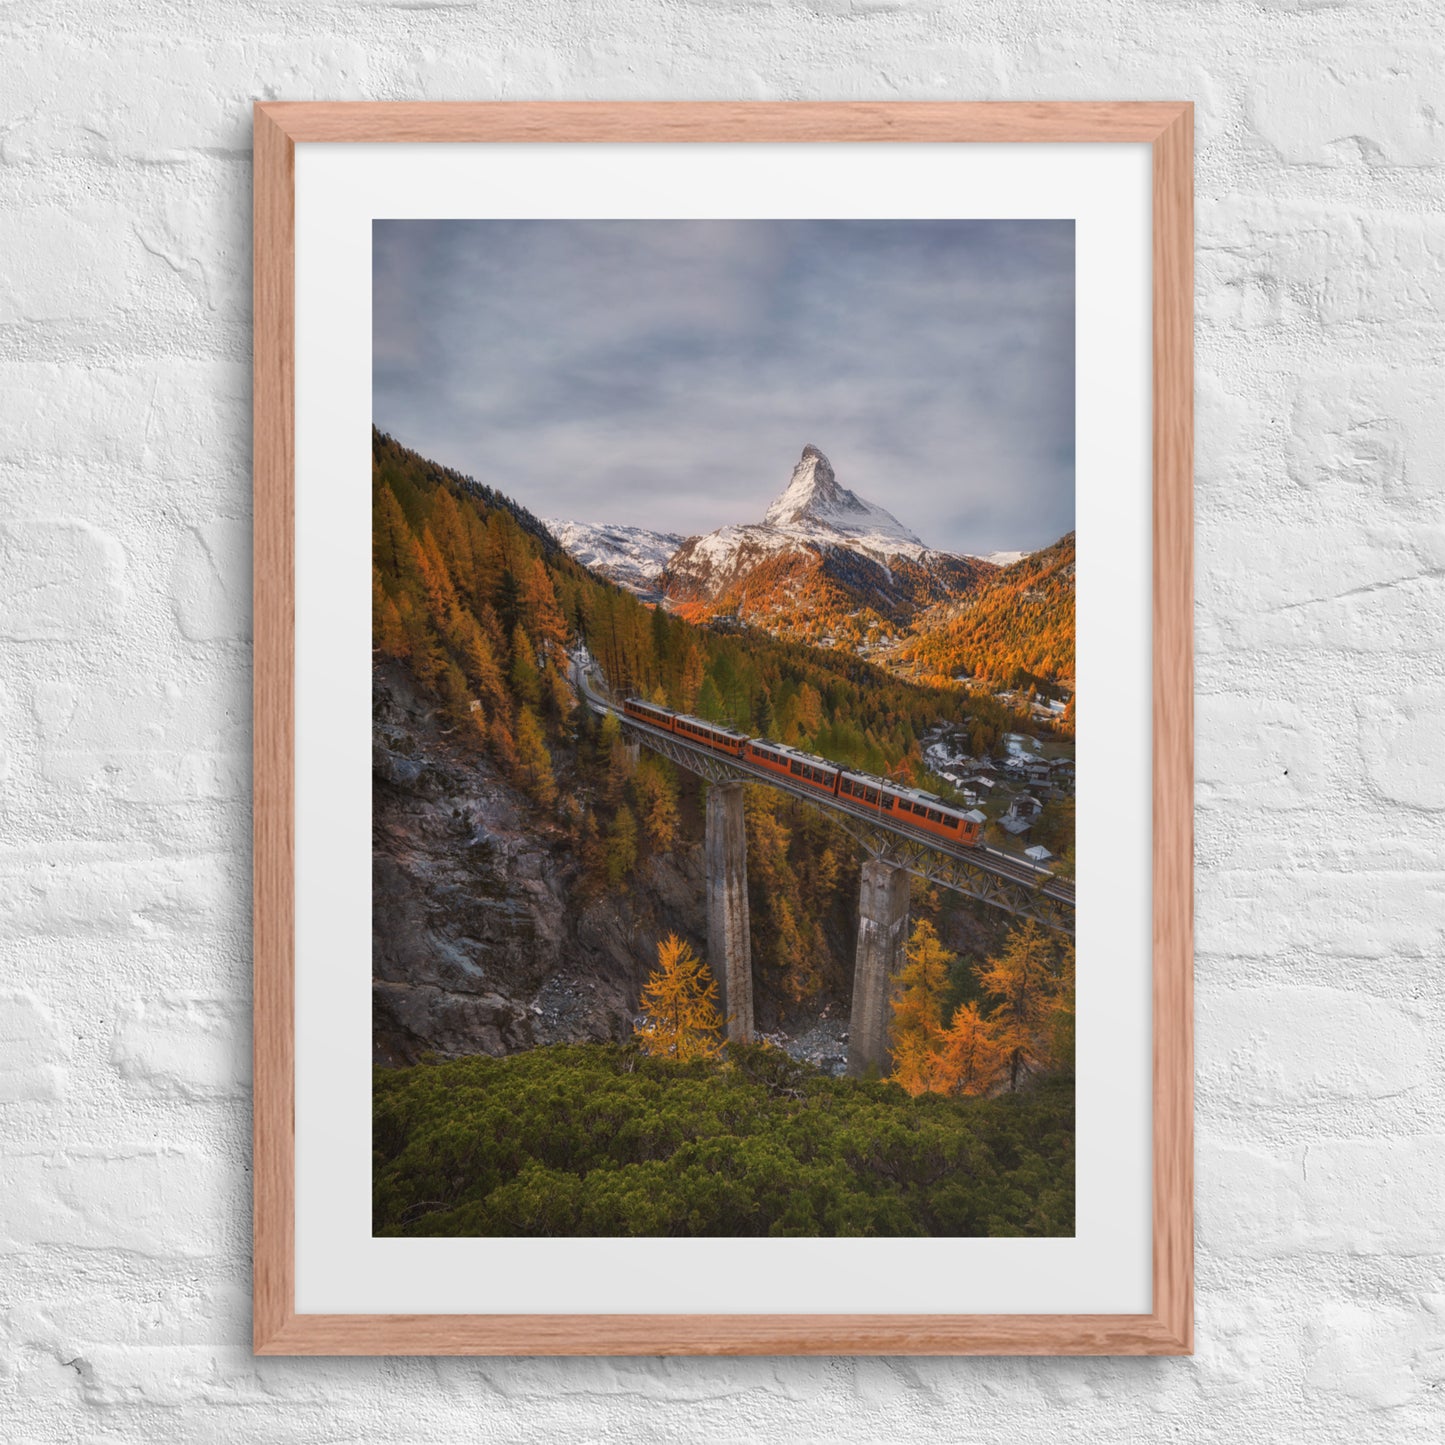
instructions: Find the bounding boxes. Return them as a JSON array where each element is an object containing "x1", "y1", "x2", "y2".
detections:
[
  {"x1": 765, "y1": 445, "x2": 851, "y2": 527},
  {"x1": 761, "y1": 446, "x2": 924, "y2": 556}
]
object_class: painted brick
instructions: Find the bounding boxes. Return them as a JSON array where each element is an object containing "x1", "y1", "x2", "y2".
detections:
[
  {"x1": 0, "y1": 37, "x2": 376, "y2": 164},
  {"x1": 1197, "y1": 199, "x2": 1445, "y2": 330},
  {"x1": 0, "y1": 361, "x2": 250, "y2": 479},
  {"x1": 1288, "y1": 370, "x2": 1444, "y2": 502},
  {"x1": 0, "y1": 991, "x2": 68, "y2": 1104},
  {"x1": 32, "y1": 679, "x2": 247, "y2": 804},
  {"x1": 0, "y1": 207, "x2": 165, "y2": 325},
  {"x1": 1250, "y1": 49, "x2": 1445, "y2": 167},
  {"x1": 0, "y1": 1149, "x2": 217, "y2": 1258},
  {"x1": 1299, "y1": 1137, "x2": 1445, "y2": 1255},
  {"x1": 1229, "y1": 571, "x2": 1445, "y2": 658},
  {"x1": 1196, "y1": 695, "x2": 1329, "y2": 812},
  {"x1": 110, "y1": 998, "x2": 250, "y2": 1098},
  {"x1": 1198, "y1": 520, "x2": 1434, "y2": 635},
  {"x1": 1304, "y1": 1296, "x2": 1445, "y2": 1409},
  {"x1": 170, "y1": 519, "x2": 252, "y2": 642},
  {"x1": 1359, "y1": 690, "x2": 1445, "y2": 810},
  {"x1": 1197, "y1": 1143, "x2": 1303, "y2": 1258},
  {"x1": 1202, "y1": 870, "x2": 1445, "y2": 959},
  {"x1": 0, "y1": 849, "x2": 234, "y2": 939},
  {"x1": 0, "y1": 521, "x2": 129, "y2": 641},
  {"x1": 1200, "y1": 985, "x2": 1427, "y2": 1105}
]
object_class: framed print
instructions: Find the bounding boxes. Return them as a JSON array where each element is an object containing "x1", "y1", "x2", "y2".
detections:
[{"x1": 254, "y1": 102, "x2": 1193, "y2": 1355}]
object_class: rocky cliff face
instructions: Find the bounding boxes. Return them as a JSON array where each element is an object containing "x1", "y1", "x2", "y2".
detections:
[{"x1": 372, "y1": 661, "x2": 706, "y2": 1065}]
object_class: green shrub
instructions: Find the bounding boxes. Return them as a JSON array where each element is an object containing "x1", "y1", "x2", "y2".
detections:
[{"x1": 374, "y1": 1042, "x2": 1073, "y2": 1238}]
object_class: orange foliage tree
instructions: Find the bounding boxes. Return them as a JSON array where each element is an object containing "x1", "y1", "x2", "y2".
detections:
[
  {"x1": 888, "y1": 919, "x2": 953, "y2": 1097},
  {"x1": 888, "y1": 918, "x2": 1071, "y2": 1097},
  {"x1": 635, "y1": 934, "x2": 724, "y2": 1061},
  {"x1": 935, "y1": 1001, "x2": 1006, "y2": 1097},
  {"x1": 977, "y1": 920, "x2": 1058, "y2": 1091}
]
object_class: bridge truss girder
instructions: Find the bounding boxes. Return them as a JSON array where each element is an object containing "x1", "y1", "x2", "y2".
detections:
[
  {"x1": 620, "y1": 718, "x2": 1074, "y2": 933},
  {"x1": 822, "y1": 811, "x2": 1075, "y2": 933}
]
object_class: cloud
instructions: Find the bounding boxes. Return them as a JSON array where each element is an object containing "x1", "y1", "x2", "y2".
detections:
[{"x1": 373, "y1": 220, "x2": 1074, "y2": 555}]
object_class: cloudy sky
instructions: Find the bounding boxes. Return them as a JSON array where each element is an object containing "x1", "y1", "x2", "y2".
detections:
[{"x1": 373, "y1": 220, "x2": 1074, "y2": 555}]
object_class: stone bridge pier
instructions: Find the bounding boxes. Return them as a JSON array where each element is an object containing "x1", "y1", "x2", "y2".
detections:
[
  {"x1": 705, "y1": 781, "x2": 753, "y2": 1042},
  {"x1": 846, "y1": 859, "x2": 911, "y2": 1079}
]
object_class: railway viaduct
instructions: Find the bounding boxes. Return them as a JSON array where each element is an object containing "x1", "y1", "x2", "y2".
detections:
[{"x1": 575, "y1": 657, "x2": 1074, "y2": 1078}]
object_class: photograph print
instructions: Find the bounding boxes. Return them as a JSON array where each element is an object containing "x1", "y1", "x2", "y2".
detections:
[{"x1": 370, "y1": 219, "x2": 1076, "y2": 1239}]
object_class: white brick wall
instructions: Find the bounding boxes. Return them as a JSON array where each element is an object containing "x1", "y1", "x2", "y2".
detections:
[{"x1": 2, "y1": 1, "x2": 1442, "y2": 1438}]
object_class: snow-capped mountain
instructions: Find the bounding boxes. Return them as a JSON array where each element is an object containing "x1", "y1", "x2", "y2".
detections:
[
  {"x1": 547, "y1": 446, "x2": 1003, "y2": 651},
  {"x1": 759, "y1": 445, "x2": 930, "y2": 561},
  {"x1": 543, "y1": 518, "x2": 684, "y2": 595},
  {"x1": 660, "y1": 446, "x2": 959, "y2": 603},
  {"x1": 658, "y1": 447, "x2": 985, "y2": 645}
]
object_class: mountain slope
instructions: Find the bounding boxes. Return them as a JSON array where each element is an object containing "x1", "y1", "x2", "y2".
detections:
[
  {"x1": 888, "y1": 533, "x2": 1076, "y2": 691},
  {"x1": 542, "y1": 518, "x2": 683, "y2": 595}
]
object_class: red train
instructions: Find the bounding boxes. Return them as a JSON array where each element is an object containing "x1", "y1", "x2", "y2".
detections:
[{"x1": 622, "y1": 697, "x2": 983, "y2": 848}]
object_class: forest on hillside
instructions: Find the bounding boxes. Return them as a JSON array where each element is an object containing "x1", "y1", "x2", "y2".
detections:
[{"x1": 894, "y1": 533, "x2": 1076, "y2": 694}]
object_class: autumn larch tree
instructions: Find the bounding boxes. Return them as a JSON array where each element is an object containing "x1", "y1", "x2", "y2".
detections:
[
  {"x1": 513, "y1": 706, "x2": 557, "y2": 807},
  {"x1": 935, "y1": 1001, "x2": 1006, "y2": 1097},
  {"x1": 978, "y1": 920, "x2": 1057, "y2": 1091},
  {"x1": 635, "y1": 934, "x2": 724, "y2": 1061},
  {"x1": 632, "y1": 756, "x2": 680, "y2": 853},
  {"x1": 605, "y1": 804, "x2": 638, "y2": 888},
  {"x1": 888, "y1": 918, "x2": 954, "y2": 1097},
  {"x1": 521, "y1": 556, "x2": 569, "y2": 655}
]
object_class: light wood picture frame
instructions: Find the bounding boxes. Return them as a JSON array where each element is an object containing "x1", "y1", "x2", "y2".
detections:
[{"x1": 253, "y1": 101, "x2": 1193, "y2": 1356}]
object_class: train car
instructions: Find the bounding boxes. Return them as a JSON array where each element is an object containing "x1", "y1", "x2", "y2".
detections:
[
  {"x1": 781, "y1": 749, "x2": 841, "y2": 797},
  {"x1": 672, "y1": 713, "x2": 748, "y2": 757},
  {"x1": 743, "y1": 738, "x2": 794, "y2": 780},
  {"x1": 622, "y1": 697, "x2": 676, "y2": 732},
  {"x1": 839, "y1": 772, "x2": 983, "y2": 848},
  {"x1": 622, "y1": 702, "x2": 982, "y2": 849}
]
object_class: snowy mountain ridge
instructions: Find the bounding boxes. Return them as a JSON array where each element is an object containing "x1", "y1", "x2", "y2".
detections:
[
  {"x1": 543, "y1": 518, "x2": 684, "y2": 595},
  {"x1": 546, "y1": 447, "x2": 1038, "y2": 646}
]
